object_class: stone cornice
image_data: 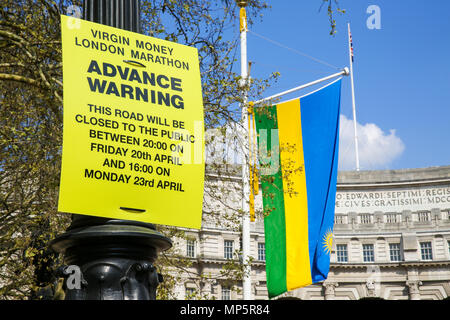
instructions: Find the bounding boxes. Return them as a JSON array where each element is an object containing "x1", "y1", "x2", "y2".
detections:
[
  {"x1": 337, "y1": 178, "x2": 450, "y2": 190},
  {"x1": 337, "y1": 166, "x2": 450, "y2": 185},
  {"x1": 330, "y1": 260, "x2": 450, "y2": 269},
  {"x1": 205, "y1": 165, "x2": 450, "y2": 190}
]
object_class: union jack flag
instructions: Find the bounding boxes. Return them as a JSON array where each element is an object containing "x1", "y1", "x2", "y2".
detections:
[{"x1": 349, "y1": 29, "x2": 354, "y2": 62}]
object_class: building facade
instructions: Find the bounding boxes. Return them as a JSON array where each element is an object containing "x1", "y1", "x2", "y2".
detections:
[{"x1": 173, "y1": 166, "x2": 450, "y2": 300}]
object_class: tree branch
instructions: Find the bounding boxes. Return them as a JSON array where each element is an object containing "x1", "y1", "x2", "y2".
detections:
[{"x1": 0, "y1": 73, "x2": 39, "y2": 86}]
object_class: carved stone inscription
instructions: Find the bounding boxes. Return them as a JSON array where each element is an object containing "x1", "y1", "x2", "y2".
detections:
[{"x1": 335, "y1": 185, "x2": 450, "y2": 213}]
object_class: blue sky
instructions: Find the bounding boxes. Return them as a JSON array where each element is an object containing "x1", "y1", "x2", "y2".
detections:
[{"x1": 240, "y1": 0, "x2": 450, "y2": 171}]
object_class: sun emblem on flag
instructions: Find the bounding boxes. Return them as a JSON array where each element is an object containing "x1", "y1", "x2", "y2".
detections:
[{"x1": 322, "y1": 228, "x2": 334, "y2": 255}]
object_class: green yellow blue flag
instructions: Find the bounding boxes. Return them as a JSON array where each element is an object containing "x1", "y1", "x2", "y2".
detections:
[{"x1": 254, "y1": 79, "x2": 341, "y2": 298}]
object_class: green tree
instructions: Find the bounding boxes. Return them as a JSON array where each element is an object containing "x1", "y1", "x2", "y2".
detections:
[{"x1": 0, "y1": 0, "x2": 68, "y2": 299}]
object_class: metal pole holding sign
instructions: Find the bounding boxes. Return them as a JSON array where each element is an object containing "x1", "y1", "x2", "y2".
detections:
[{"x1": 51, "y1": 0, "x2": 172, "y2": 300}]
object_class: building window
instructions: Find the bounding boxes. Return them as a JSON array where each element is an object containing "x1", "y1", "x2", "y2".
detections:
[
  {"x1": 386, "y1": 214, "x2": 397, "y2": 223},
  {"x1": 389, "y1": 243, "x2": 402, "y2": 262},
  {"x1": 221, "y1": 287, "x2": 231, "y2": 300},
  {"x1": 224, "y1": 240, "x2": 234, "y2": 259},
  {"x1": 258, "y1": 243, "x2": 265, "y2": 261},
  {"x1": 418, "y1": 211, "x2": 430, "y2": 222},
  {"x1": 360, "y1": 214, "x2": 371, "y2": 224},
  {"x1": 420, "y1": 242, "x2": 433, "y2": 260},
  {"x1": 186, "y1": 239, "x2": 196, "y2": 258},
  {"x1": 336, "y1": 244, "x2": 348, "y2": 262},
  {"x1": 363, "y1": 244, "x2": 375, "y2": 262}
]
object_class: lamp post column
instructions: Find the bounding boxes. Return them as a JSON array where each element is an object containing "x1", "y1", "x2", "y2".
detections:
[{"x1": 51, "y1": 0, "x2": 172, "y2": 300}]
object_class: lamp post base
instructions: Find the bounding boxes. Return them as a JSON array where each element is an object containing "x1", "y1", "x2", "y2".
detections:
[{"x1": 50, "y1": 216, "x2": 171, "y2": 300}]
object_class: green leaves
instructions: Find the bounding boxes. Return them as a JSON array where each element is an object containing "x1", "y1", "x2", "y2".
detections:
[
  {"x1": 320, "y1": 0, "x2": 346, "y2": 35},
  {"x1": 0, "y1": 0, "x2": 70, "y2": 300}
]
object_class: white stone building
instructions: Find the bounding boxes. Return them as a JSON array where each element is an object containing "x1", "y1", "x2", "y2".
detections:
[{"x1": 172, "y1": 166, "x2": 450, "y2": 300}]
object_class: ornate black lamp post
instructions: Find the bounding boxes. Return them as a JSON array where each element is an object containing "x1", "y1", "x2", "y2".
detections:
[
  {"x1": 51, "y1": 216, "x2": 171, "y2": 300},
  {"x1": 50, "y1": 0, "x2": 172, "y2": 300}
]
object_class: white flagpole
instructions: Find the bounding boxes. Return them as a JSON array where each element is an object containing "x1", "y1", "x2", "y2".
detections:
[
  {"x1": 348, "y1": 22, "x2": 360, "y2": 171},
  {"x1": 237, "y1": 1, "x2": 252, "y2": 300},
  {"x1": 252, "y1": 69, "x2": 349, "y2": 106}
]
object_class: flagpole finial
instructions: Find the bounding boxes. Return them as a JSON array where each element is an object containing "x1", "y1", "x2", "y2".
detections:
[
  {"x1": 235, "y1": 0, "x2": 248, "y2": 8},
  {"x1": 343, "y1": 67, "x2": 350, "y2": 76}
]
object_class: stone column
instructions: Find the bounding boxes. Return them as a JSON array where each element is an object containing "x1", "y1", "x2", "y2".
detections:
[
  {"x1": 406, "y1": 280, "x2": 422, "y2": 300},
  {"x1": 323, "y1": 280, "x2": 339, "y2": 300}
]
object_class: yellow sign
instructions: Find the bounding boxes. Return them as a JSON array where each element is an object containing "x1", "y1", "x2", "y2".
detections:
[{"x1": 58, "y1": 15, "x2": 204, "y2": 229}]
